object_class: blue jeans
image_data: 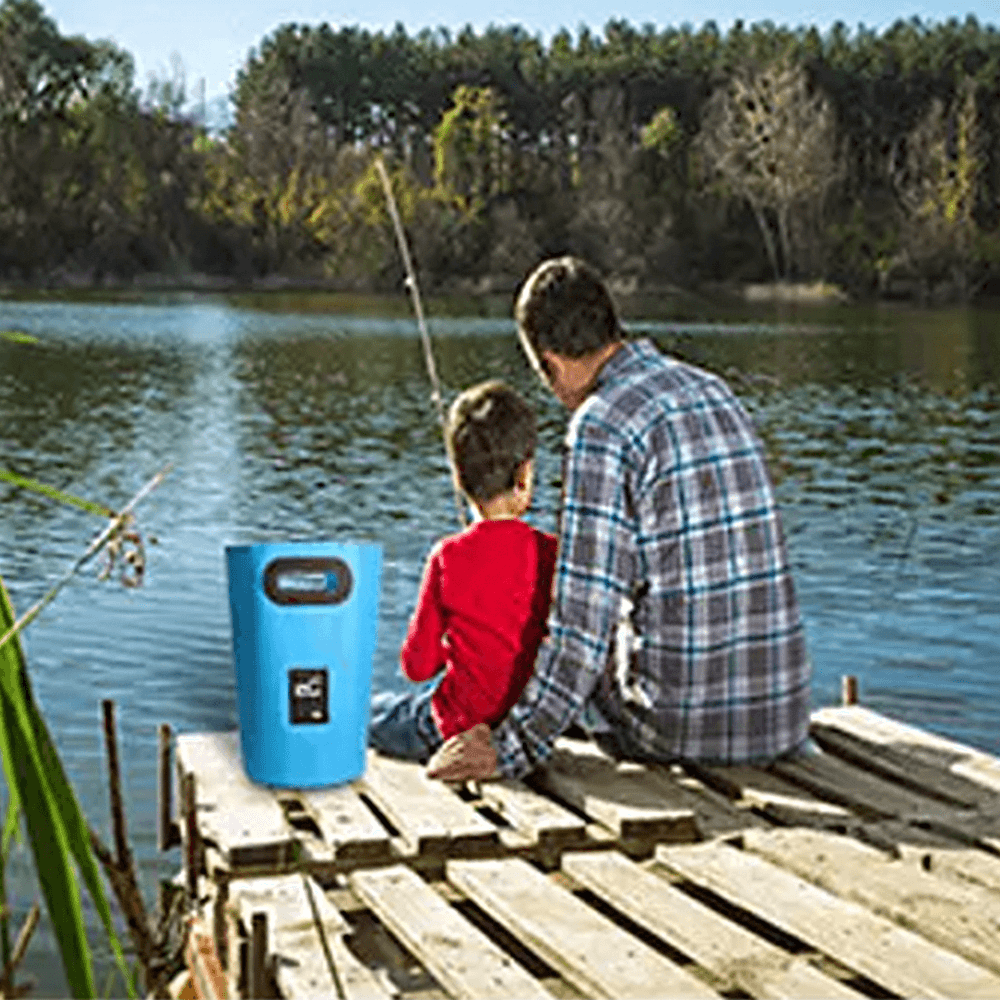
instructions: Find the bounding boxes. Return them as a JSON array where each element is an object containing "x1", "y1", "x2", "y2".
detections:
[{"x1": 368, "y1": 685, "x2": 444, "y2": 763}]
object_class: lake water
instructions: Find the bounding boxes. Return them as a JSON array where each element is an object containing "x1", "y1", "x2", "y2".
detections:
[{"x1": 3, "y1": 293, "x2": 1000, "y2": 993}]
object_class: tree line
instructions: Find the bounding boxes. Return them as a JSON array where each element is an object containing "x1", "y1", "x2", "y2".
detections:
[{"x1": 2, "y1": 0, "x2": 999, "y2": 301}]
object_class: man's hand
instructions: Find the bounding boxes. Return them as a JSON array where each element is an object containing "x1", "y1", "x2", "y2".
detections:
[{"x1": 426, "y1": 723, "x2": 499, "y2": 781}]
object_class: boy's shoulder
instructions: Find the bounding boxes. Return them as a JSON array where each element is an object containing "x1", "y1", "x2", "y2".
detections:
[{"x1": 435, "y1": 519, "x2": 554, "y2": 558}]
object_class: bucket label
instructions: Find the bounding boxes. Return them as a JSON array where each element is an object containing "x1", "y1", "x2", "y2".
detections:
[
  {"x1": 264, "y1": 557, "x2": 353, "y2": 605},
  {"x1": 288, "y1": 667, "x2": 329, "y2": 724}
]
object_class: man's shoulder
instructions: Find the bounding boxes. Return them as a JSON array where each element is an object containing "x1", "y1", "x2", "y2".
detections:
[{"x1": 593, "y1": 339, "x2": 733, "y2": 417}]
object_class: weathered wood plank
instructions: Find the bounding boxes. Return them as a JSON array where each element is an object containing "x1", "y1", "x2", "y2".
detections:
[
  {"x1": 272, "y1": 924, "x2": 390, "y2": 1000},
  {"x1": 650, "y1": 765, "x2": 771, "y2": 836},
  {"x1": 231, "y1": 872, "x2": 347, "y2": 937},
  {"x1": 695, "y1": 764, "x2": 856, "y2": 828},
  {"x1": 655, "y1": 841, "x2": 1000, "y2": 999},
  {"x1": 810, "y1": 719, "x2": 993, "y2": 809},
  {"x1": 358, "y1": 751, "x2": 499, "y2": 856},
  {"x1": 742, "y1": 827, "x2": 1000, "y2": 978},
  {"x1": 773, "y1": 748, "x2": 1000, "y2": 851},
  {"x1": 176, "y1": 732, "x2": 295, "y2": 870},
  {"x1": 770, "y1": 747, "x2": 957, "y2": 821},
  {"x1": 563, "y1": 850, "x2": 857, "y2": 1000},
  {"x1": 298, "y1": 784, "x2": 394, "y2": 866},
  {"x1": 447, "y1": 857, "x2": 718, "y2": 999},
  {"x1": 349, "y1": 863, "x2": 551, "y2": 999},
  {"x1": 895, "y1": 840, "x2": 1000, "y2": 895},
  {"x1": 230, "y1": 873, "x2": 387, "y2": 1000},
  {"x1": 478, "y1": 779, "x2": 587, "y2": 849},
  {"x1": 811, "y1": 706, "x2": 1000, "y2": 800},
  {"x1": 531, "y1": 739, "x2": 699, "y2": 843}
]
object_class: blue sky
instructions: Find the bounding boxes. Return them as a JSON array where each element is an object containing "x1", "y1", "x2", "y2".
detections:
[{"x1": 45, "y1": 0, "x2": 998, "y2": 105}]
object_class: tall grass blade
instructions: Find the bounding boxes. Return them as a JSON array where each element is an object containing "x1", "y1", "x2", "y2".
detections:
[
  {"x1": 0, "y1": 801, "x2": 12, "y2": 981},
  {"x1": 0, "y1": 659, "x2": 92, "y2": 994},
  {"x1": 2, "y1": 796, "x2": 19, "y2": 855},
  {"x1": 22, "y1": 675, "x2": 136, "y2": 995},
  {"x1": 0, "y1": 686, "x2": 22, "y2": 981},
  {"x1": 0, "y1": 470, "x2": 113, "y2": 518},
  {"x1": 0, "y1": 577, "x2": 134, "y2": 997}
]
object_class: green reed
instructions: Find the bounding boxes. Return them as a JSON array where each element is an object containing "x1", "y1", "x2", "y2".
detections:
[{"x1": 0, "y1": 464, "x2": 168, "y2": 997}]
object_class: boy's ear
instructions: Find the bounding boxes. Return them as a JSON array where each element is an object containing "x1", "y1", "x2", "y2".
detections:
[{"x1": 514, "y1": 459, "x2": 534, "y2": 493}]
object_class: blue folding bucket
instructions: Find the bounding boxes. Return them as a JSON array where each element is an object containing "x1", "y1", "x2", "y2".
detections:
[{"x1": 225, "y1": 541, "x2": 382, "y2": 787}]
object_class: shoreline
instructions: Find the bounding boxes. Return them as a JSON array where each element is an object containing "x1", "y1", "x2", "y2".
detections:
[{"x1": 4, "y1": 272, "x2": 999, "y2": 317}]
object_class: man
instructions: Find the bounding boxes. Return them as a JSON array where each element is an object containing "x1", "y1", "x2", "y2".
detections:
[{"x1": 428, "y1": 256, "x2": 811, "y2": 781}]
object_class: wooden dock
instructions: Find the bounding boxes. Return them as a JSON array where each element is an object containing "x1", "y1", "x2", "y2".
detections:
[{"x1": 166, "y1": 702, "x2": 1000, "y2": 999}]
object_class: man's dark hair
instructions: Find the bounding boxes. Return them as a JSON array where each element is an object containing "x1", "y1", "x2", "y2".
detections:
[
  {"x1": 446, "y1": 381, "x2": 536, "y2": 505},
  {"x1": 515, "y1": 256, "x2": 622, "y2": 359}
]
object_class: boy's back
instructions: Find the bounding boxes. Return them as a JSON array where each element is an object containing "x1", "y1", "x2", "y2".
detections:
[
  {"x1": 368, "y1": 379, "x2": 554, "y2": 763},
  {"x1": 402, "y1": 518, "x2": 557, "y2": 740}
]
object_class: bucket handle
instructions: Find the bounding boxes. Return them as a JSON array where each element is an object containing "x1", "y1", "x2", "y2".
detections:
[{"x1": 262, "y1": 557, "x2": 353, "y2": 606}]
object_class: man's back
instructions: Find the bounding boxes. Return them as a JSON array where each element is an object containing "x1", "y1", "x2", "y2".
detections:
[{"x1": 579, "y1": 338, "x2": 811, "y2": 763}]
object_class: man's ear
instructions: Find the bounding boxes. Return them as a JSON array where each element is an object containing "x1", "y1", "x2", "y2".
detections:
[{"x1": 540, "y1": 349, "x2": 562, "y2": 381}]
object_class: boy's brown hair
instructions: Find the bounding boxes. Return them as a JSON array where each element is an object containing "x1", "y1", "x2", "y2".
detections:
[{"x1": 446, "y1": 381, "x2": 536, "y2": 505}]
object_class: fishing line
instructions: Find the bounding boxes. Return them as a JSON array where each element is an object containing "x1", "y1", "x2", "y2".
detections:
[{"x1": 374, "y1": 158, "x2": 468, "y2": 529}]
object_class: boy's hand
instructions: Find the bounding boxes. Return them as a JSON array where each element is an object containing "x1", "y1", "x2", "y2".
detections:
[{"x1": 426, "y1": 723, "x2": 499, "y2": 781}]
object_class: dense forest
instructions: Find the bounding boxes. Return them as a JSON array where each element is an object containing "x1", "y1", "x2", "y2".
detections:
[{"x1": 1, "y1": 0, "x2": 999, "y2": 300}]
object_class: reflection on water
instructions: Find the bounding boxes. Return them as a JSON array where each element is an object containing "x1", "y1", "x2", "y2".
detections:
[{"x1": 2, "y1": 296, "x2": 1000, "y2": 992}]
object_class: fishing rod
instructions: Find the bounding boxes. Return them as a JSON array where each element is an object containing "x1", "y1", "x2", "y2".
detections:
[{"x1": 374, "y1": 158, "x2": 468, "y2": 529}]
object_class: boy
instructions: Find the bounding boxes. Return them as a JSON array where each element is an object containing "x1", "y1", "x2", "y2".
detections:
[{"x1": 368, "y1": 380, "x2": 557, "y2": 763}]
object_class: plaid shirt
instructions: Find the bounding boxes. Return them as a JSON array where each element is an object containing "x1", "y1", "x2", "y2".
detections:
[{"x1": 493, "y1": 338, "x2": 811, "y2": 778}]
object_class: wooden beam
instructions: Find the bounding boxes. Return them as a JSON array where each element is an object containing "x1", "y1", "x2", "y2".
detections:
[
  {"x1": 349, "y1": 863, "x2": 549, "y2": 999},
  {"x1": 695, "y1": 763, "x2": 855, "y2": 828},
  {"x1": 447, "y1": 857, "x2": 718, "y2": 999},
  {"x1": 298, "y1": 785, "x2": 394, "y2": 868},
  {"x1": 742, "y1": 827, "x2": 1000, "y2": 978},
  {"x1": 176, "y1": 732, "x2": 295, "y2": 872},
  {"x1": 478, "y1": 779, "x2": 587, "y2": 848},
  {"x1": 358, "y1": 751, "x2": 498, "y2": 856},
  {"x1": 563, "y1": 850, "x2": 858, "y2": 999},
  {"x1": 770, "y1": 745, "x2": 952, "y2": 820},
  {"x1": 811, "y1": 706, "x2": 1000, "y2": 808},
  {"x1": 895, "y1": 840, "x2": 1000, "y2": 895},
  {"x1": 655, "y1": 840, "x2": 1000, "y2": 999},
  {"x1": 810, "y1": 706, "x2": 1000, "y2": 797},
  {"x1": 530, "y1": 740, "x2": 699, "y2": 843},
  {"x1": 230, "y1": 873, "x2": 387, "y2": 1000}
]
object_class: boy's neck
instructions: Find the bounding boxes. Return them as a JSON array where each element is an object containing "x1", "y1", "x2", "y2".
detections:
[{"x1": 474, "y1": 492, "x2": 524, "y2": 521}]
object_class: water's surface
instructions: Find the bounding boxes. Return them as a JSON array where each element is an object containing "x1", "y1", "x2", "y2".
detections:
[{"x1": 3, "y1": 295, "x2": 1000, "y2": 993}]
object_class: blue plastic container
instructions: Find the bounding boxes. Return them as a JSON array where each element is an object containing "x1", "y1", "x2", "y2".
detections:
[{"x1": 225, "y1": 541, "x2": 382, "y2": 787}]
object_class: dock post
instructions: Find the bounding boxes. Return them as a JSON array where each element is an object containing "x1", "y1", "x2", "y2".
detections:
[
  {"x1": 183, "y1": 771, "x2": 199, "y2": 910},
  {"x1": 250, "y1": 911, "x2": 269, "y2": 999},
  {"x1": 841, "y1": 674, "x2": 858, "y2": 706},
  {"x1": 213, "y1": 871, "x2": 229, "y2": 972},
  {"x1": 101, "y1": 700, "x2": 131, "y2": 870},
  {"x1": 158, "y1": 722, "x2": 180, "y2": 851}
]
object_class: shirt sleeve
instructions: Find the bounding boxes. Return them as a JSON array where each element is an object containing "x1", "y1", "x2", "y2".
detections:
[
  {"x1": 400, "y1": 547, "x2": 447, "y2": 683},
  {"x1": 491, "y1": 407, "x2": 637, "y2": 777}
]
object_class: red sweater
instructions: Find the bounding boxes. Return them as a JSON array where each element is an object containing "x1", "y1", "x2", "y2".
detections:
[{"x1": 400, "y1": 519, "x2": 558, "y2": 741}]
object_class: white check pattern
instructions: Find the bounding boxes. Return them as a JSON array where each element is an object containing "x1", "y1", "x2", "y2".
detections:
[{"x1": 493, "y1": 339, "x2": 811, "y2": 778}]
